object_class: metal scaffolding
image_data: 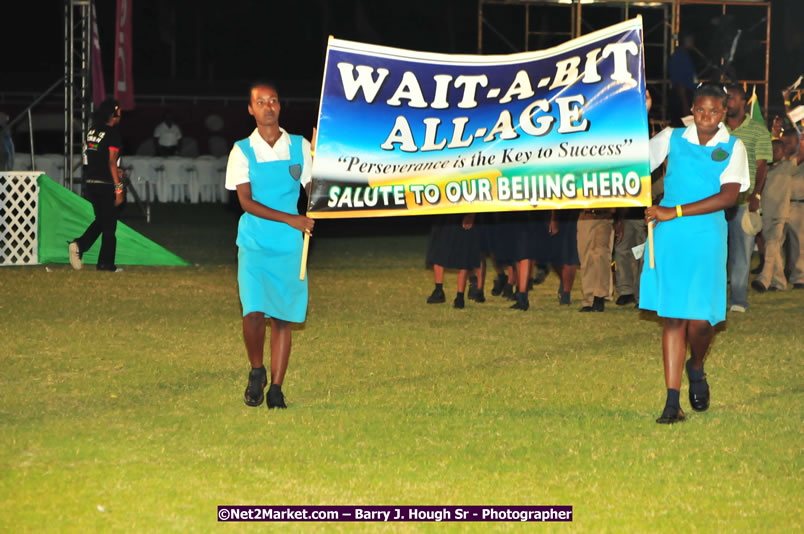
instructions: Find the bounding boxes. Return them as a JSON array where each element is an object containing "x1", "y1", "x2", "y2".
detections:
[
  {"x1": 64, "y1": 0, "x2": 92, "y2": 190},
  {"x1": 477, "y1": 0, "x2": 771, "y2": 122}
]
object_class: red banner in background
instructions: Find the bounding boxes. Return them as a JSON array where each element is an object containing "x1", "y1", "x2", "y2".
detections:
[
  {"x1": 114, "y1": 0, "x2": 135, "y2": 110},
  {"x1": 90, "y1": 4, "x2": 106, "y2": 107}
]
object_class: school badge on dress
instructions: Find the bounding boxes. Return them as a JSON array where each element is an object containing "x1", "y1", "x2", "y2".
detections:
[
  {"x1": 711, "y1": 147, "x2": 729, "y2": 162},
  {"x1": 288, "y1": 164, "x2": 302, "y2": 181}
]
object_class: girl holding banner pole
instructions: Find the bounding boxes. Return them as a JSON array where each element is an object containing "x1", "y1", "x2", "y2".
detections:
[
  {"x1": 639, "y1": 84, "x2": 749, "y2": 424},
  {"x1": 226, "y1": 81, "x2": 314, "y2": 410}
]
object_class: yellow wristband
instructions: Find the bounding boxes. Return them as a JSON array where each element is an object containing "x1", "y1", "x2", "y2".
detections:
[
  {"x1": 785, "y1": 100, "x2": 791, "y2": 106},
  {"x1": 676, "y1": 205, "x2": 683, "y2": 218}
]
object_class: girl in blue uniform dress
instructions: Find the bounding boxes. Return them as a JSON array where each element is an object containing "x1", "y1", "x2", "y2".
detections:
[
  {"x1": 640, "y1": 84, "x2": 749, "y2": 423},
  {"x1": 225, "y1": 81, "x2": 315, "y2": 409}
]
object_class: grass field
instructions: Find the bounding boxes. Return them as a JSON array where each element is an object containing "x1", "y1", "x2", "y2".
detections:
[{"x1": 1, "y1": 204, "x2": 801, "y2": 533}]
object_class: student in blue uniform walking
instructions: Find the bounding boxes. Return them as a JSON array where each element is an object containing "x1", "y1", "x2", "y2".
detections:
[
  {"x1": 640, "y1": 83, "x2": 749, "y2": 424},
  {"x1": 225, "y1": 81, "x2": 315, "y2": 409}
]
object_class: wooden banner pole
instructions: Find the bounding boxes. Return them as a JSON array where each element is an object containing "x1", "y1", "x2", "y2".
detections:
[
  {"x1": 300, "y1": 232, "x2": 310, "y2": 280},
  {"x1": 300, "y1": 126, "x2": 317, "y2": 281}
]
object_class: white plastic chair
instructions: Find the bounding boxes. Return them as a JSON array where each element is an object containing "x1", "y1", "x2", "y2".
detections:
[
  {"x1": 217, "y1": 156, "x2": 229, "y2": 203},
  {"x1": 160, "y1": 157, "x2": 198, "y2": 202},
  {"x1": 126, "y1": 156, "x2": 164, "y2": 201},
  {"x1": 194, "y1": 155, "x2": 220, "y2": 202}
]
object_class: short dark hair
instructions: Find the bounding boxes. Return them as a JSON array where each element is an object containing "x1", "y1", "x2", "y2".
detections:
[
  {"x1": 726, "y1": 84, "x2": 747, "y2": 101},
  {"x1": 93, "y1": 98, "x2": 120, "y2": 126},
  {"x1": 782, "y1": 128, "x2": 800, "y2": 141},
  {"x1": 248, "y1": 80, "x2": 279, "y2": 100},
  {"x1": 693, "y1": 83, "x2": 728, "y2": 106},
  {"x1": 679, "y1": 31, "x2": 694, "y2": 44}
]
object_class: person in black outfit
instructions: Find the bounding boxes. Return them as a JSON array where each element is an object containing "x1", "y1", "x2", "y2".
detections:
[{"x1": 68, "y1": 99, "x2": 124, "y2": 272}]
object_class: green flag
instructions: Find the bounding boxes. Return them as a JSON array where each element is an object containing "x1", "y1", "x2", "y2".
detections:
[
  {"x1": 37, "y1": 175, "x2": 191, "y2": 266},
  {"x1": 749, "y1": 86, "x2": 764, "y2": 126}
]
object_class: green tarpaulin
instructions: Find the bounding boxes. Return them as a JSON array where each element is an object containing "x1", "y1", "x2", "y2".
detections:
[{"x1": 37, "y1": 175, "x2": 191, "y2": 266}]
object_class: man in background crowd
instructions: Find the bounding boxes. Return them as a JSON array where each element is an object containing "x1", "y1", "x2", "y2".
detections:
[{"x1": 153, "y1": 111, "x2": 182, "y2": 156}]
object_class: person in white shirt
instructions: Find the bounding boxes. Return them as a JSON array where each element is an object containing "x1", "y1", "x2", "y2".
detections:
[{"x1": 153, "y1": 111, "x2": 182, "y2": 156}]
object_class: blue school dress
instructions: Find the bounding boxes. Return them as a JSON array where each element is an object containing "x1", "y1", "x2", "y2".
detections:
[
  {"x1": 236, "y1": 135, "x2": 307, "y2": 322},
  {"x1": 639, "y1": 129, "x2": 738, "y2": 325}
]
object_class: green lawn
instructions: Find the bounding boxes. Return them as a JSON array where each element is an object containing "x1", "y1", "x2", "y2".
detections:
[{"x1": 1, "y1": 204, "x2": 801, "y2": 533}]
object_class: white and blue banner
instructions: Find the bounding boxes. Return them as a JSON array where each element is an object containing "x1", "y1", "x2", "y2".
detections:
[{"x1": 309, "y1": 17, "x2": 650, "y2": 218}]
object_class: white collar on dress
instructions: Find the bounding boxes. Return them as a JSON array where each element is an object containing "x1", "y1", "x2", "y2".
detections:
[
  {"x1": 248, "y1": 127, "x2": 292, "y2": 150},
  {"x1": 681, "y1": 122, "x2": 729, "y2": 147}
]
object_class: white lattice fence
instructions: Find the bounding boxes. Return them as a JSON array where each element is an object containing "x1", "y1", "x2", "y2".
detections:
[{"x1": 1, "y1": 172, "x2": 40, "y2": 265}]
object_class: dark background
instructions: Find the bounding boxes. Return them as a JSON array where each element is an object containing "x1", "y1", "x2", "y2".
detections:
[{"x1": 2, "y1": 0, "x2": 802, "y2": 156}]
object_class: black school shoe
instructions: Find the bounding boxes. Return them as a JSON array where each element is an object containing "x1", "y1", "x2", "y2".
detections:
[
  {"x1": 616, "y1": 294, "x2": 635, "y2": 305},
  {"x1": 244, "y1": 366, "x2": 267, "y2": 407},
  {"x1": 267, "y1": 384, "x2": 287, "y2": 409},
  {"x1": 453, "y1": 293, "x2": 465, "y2": 309},
  {"x1": 510, "y1": 292, "x2": 529, "y2": 311},
  {"x1": 503, "y1": 284, "x2": 517, "y2": 301},
  {"x1": 686, "y1": 360, "x2": 710, "y2": 412},
  {"x1": 532, "y1": 268, "x2": 547, "y2": 286},
  {"x1": 491, "y1": 273, "x2": 507, "y2": 296},
  {"x1": 580, "y1": 296, "x2": 605, "y2": 312},
  {"x1": 97, "y1": 264, "x2": 123, "y2": 272},
  {"x1": 656, "y1": 406, "x2": 686, "y2": 424},
  {"x1": 427, "y1": 288, "x2": 446, "y2": 304},
  {"x1": 468, "y1": 287, "x2": 485, "y2": 303},
  {"x1": 558, "y1": 291, "x2": 571, "y2": 305},
  {"x1": 751, "y1": 279, "x2": 767, "y2": 293}
]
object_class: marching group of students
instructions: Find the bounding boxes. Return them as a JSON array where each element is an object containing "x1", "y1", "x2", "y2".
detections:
[
  {"x1": 424, "y1": 207, "x2": 646, "y2": 313},
  {"x1": 71, "y1": 80, "x2": 802, "y2": 426},
  {"x1": 217, "y1": 79, "x2": 801, "y2": 425}
]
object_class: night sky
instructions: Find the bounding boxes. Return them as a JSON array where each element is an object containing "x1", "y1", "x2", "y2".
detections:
[
  {"x1": 2, "y1": 0, "x2": 801, "y2": 155},
  {"x1": 4, "y1": 0, "x2": 476, "y2": 97},
  {"x1": 3, "y1": 0, "x2": 800, "y2": 100}
]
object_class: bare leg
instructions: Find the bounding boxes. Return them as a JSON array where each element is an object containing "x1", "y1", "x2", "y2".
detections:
[
  {"x1": 516, "y1": 259, "x2": 531, "y2": 292},
  {"x1": 561, "y1": 264, "x2": 578, "y2": 292},
  {"x1": 476, "y1": 257, "x2": 486, "y2": 290},
  {"x1": 457, "y1": 269, "x2": 469, "y2": 293},
  {"x1": 269, "y1": 318, "x2": 292, "y2": 386},
  {"x1": 242, "y1": 312, "x2": 266, "y2": 368},
  {"x1": 433, "y1": 264, "x2": 445, "y2": 284},
  {"x1": 662, "y1": 317, "x2": 688, "y2": 390},
  {"x1": 686, "y1": 319, "x2": 714, "y2": 370},
  {"x1": 685, "y1": 319, "x2": 712, "y2": 412}
]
